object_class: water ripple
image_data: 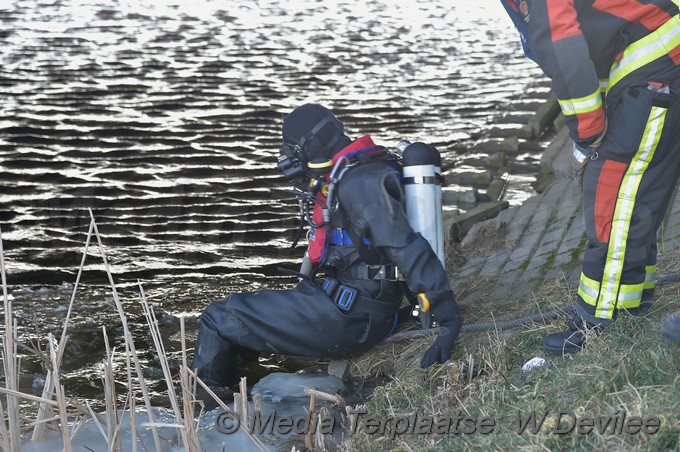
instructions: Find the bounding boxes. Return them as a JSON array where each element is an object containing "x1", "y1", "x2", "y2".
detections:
[{"x1": 0, "y1": 0, "x2": 550, "y2": 405}]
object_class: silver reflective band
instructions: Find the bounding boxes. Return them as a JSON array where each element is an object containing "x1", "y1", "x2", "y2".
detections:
[{"x1": 571, "y1": 143, "x2": 595, "y2": 164}]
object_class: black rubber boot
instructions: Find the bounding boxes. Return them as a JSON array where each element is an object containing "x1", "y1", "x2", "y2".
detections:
[
  {"x1": 544, "y1": 314, "x2": 599, "y2": 355},
  {"x1": 661, "y1": 313, "x2": 680, "y2": 344}
]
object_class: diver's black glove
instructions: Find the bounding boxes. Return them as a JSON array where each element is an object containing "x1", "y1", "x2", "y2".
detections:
[{"x1": 420, "y1": 290, "x2": 462, "y2": 368}]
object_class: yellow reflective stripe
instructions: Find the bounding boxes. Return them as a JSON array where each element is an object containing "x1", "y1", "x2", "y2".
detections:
[
  {"x1": 609, "y1": 15, "x2": 680, "y2": 91},
  {"x1": 596, "y1": 106, "x2": 667, "y2": 319},
  {"x1": 618, "y1": 280, "x2": 644, "y2": 309},
  {"x1": 617, "y1": 282, "x2": 644, "y2": 308},
  {"x1": 619, "y1": 282, "x2": 644, "y2": 294},
  {"x1": 581, "y1": 272, "x2": 601, "y2": 289},
  {"x1": 578, "y1": 272, "x2": 600, "y2": 306},
  {"x1": 645, "y1": 264, "x2": 657, "y2": 289},
  {"x1": 618, "y1": 298, "x2": 642, "y2": 309},
  {"x1": 599, "y1": 79, "x2": 609, "y2": 93},
  {"x1": 558, "y1": 89, "x2": 602, "y2": 116}
]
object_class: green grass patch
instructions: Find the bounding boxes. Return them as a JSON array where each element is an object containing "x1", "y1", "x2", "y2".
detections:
[{"x1": 344, "y1": 269, "x2": 680, "y2": 451}]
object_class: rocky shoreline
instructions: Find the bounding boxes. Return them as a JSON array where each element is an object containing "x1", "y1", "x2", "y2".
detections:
[
  {"x1": 451, "y1": 139, "x2": 584, "y2": 305},
  {"x1": 448, "y1": 114, "x2": 680, "y2": 312}
]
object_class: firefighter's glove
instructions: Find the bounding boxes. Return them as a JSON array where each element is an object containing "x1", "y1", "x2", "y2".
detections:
[
  {"x1": 420, "y1": 290, "x2": 462, "y2": 368},
  {"x1": 569, "y1": 142, "x2": 597, "y2": 192}
]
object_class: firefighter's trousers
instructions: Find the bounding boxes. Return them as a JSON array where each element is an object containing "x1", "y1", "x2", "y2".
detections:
[{"x1": 577, "y1": 79, "x2": 680, "y2": 325}]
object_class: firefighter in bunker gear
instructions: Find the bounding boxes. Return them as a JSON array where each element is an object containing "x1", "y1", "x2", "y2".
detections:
[
  {"x1": 191, "y1": 104, "x2": 462, "y2": 395},
  {"x1": 502, "y1": 0, "x2": 680, "y2": 353}
]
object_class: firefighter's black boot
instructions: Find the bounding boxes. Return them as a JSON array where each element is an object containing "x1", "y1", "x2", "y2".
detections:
[
  {"x1": 544, "y1": 314, "x2": 599, "y2": 355},
  {"x1": 661, "y1": 313, "x2": 680, "y2": 344}
]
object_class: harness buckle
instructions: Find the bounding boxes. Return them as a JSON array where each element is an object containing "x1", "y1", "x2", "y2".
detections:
[
  {"x1": 322, "y1": 279, "x2": 357, "y2": 312},
  {"x1": 367, "y1": 264, "x2": 402, "y2": 281},
  {"x1": 335, "y1": 286, "x2": 357, "y2": 312},
  {"x1": 336, "y1": 264, "x2": 403, "y2": 281}
]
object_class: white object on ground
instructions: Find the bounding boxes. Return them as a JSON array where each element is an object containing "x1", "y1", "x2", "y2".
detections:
[{"x1": 521, "y1": 357, "x2": 548, "y2": 372}]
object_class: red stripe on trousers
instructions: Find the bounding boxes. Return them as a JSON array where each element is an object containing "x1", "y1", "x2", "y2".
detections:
[{"x1": 594, "y1": 159, "x2": 628, "y2": 243}]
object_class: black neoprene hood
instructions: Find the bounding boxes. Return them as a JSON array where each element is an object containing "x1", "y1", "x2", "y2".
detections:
[{"x1": 282, "y1": 103, "x2": 351, "y2": 161}]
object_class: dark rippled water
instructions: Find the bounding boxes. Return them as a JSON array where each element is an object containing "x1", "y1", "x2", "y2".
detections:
[{"x1": 0, "y1": 0, "x2": 547, "y2": 405}]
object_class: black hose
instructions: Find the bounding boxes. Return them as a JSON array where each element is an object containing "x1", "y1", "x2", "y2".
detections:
[
  {"x1": 385, "y1": 305, "x2": 572, "y2": 342},
  {"x1": 384, "y1": 272, "x2": 680, "y2": 343}
]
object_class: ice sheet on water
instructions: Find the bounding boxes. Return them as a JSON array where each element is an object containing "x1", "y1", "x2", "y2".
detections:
[
  {"x1": 21, "y1": 372, "x2": 346, "y2": 451},
  {"x1": 251, "y1": 371, "x2": 344, "y2": 402}
]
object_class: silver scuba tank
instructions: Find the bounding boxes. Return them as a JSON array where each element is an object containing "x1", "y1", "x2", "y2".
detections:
[{"x1": 401, "y1": 142, "x2": 445, "y2": 266}]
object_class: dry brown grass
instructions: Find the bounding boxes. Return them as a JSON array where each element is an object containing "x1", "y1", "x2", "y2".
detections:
[
  {"x1": 445, "y1": 220, "x2": 516, "y2": 272},
  {"x1": 350, "y1": 336, "x2": 431, "y2": 381}
]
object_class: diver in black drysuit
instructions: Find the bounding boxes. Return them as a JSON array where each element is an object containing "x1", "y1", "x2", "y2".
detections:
[{"x1": 191, "y1": 104, "x2": 462, "y2": 393}]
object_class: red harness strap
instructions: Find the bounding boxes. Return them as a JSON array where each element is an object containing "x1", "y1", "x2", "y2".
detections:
[{"x1": 307, "y1": 135, "x2": 384, "y2": 264}]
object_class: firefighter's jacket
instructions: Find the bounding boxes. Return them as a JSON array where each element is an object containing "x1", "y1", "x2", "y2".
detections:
[{"x1": 502, "y1": 0, "x2": 680, "y2": 146}]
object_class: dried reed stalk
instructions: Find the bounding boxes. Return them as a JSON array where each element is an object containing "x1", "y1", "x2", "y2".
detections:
[
  {"x1": 305, "y1": 389, "x2": 346, "y2": 452},
  {"x1": 253, "y1": 394, "x2": 262, "y2": 417},
  {"x1": 188, "y1": 369, "x2": 269, "y2": 452},
  {"x1": 125, "y1": 339, "x2": 139, "y2": 452},
  {"x1": 0, "y1": 227, "x2": 20, "y2": 451},
  {"x1": 138, "y1": 283, "x2": 188, "y2": 447},
  {"x1": 32, "y1": 219, "x2": 94, "y2": 442},
  {"x1": 303, "y1": 389, "x2": 345, "y2": 409},
  {"x1": 180, "y1": 317, "x2": 200, "y2": 451},
  {"x1": 130, "y1": 397, "x2": 140, "y2": 452},
  {"x1": 0, "y1": 387, "x2": 59, "y2": 406},
  {"x1": 314, "y1": 407, "x2": 330, "y2": 452},
  {"x1": 0, "y1": 398, "x2": 9, "y2": 452},
  {"x1": 304, "y1": 393, "x2": 316, "y2": 450},
  {"x1": 84, "y1": 402, "x2": 108, "y2": 444},
  {"x1": 68, "y1": 416, "x2": 87, "y2": 443},
  {"x1": 24, "y1": 414, "x2": 65, "y2": 426},
  {"x1": 239, "y1": 377, "x2": 248, "y2": 430},
  {"x1": 56, "y1": 219, "x2": 94, "y2": 364},
  {"x1": 31, "y1": 371, "x2": 56, "y2": 441},
  {"x1": 102, "y1": 326, "x2": 125, "y2": 450},
  {"x1": 48, "y1": 332, "x2": 72, "y2": 452},
  {"x1": 233, "y1": 393, "x2": 242, "y2": 424},
  {"x1": 88, "y1": 209, "x2": 163, "y2": 451},
  {"x1": 121, "y1": 332, "x2": 139, "y2": 452}
]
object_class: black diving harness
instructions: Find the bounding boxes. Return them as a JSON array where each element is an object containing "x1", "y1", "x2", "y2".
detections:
[
  {"x1": 288, "y1": 146, "x2": 403, "y2": 279},
  {"x1": 280, "y1": 147, "x2": 407, "y2": 317}
]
